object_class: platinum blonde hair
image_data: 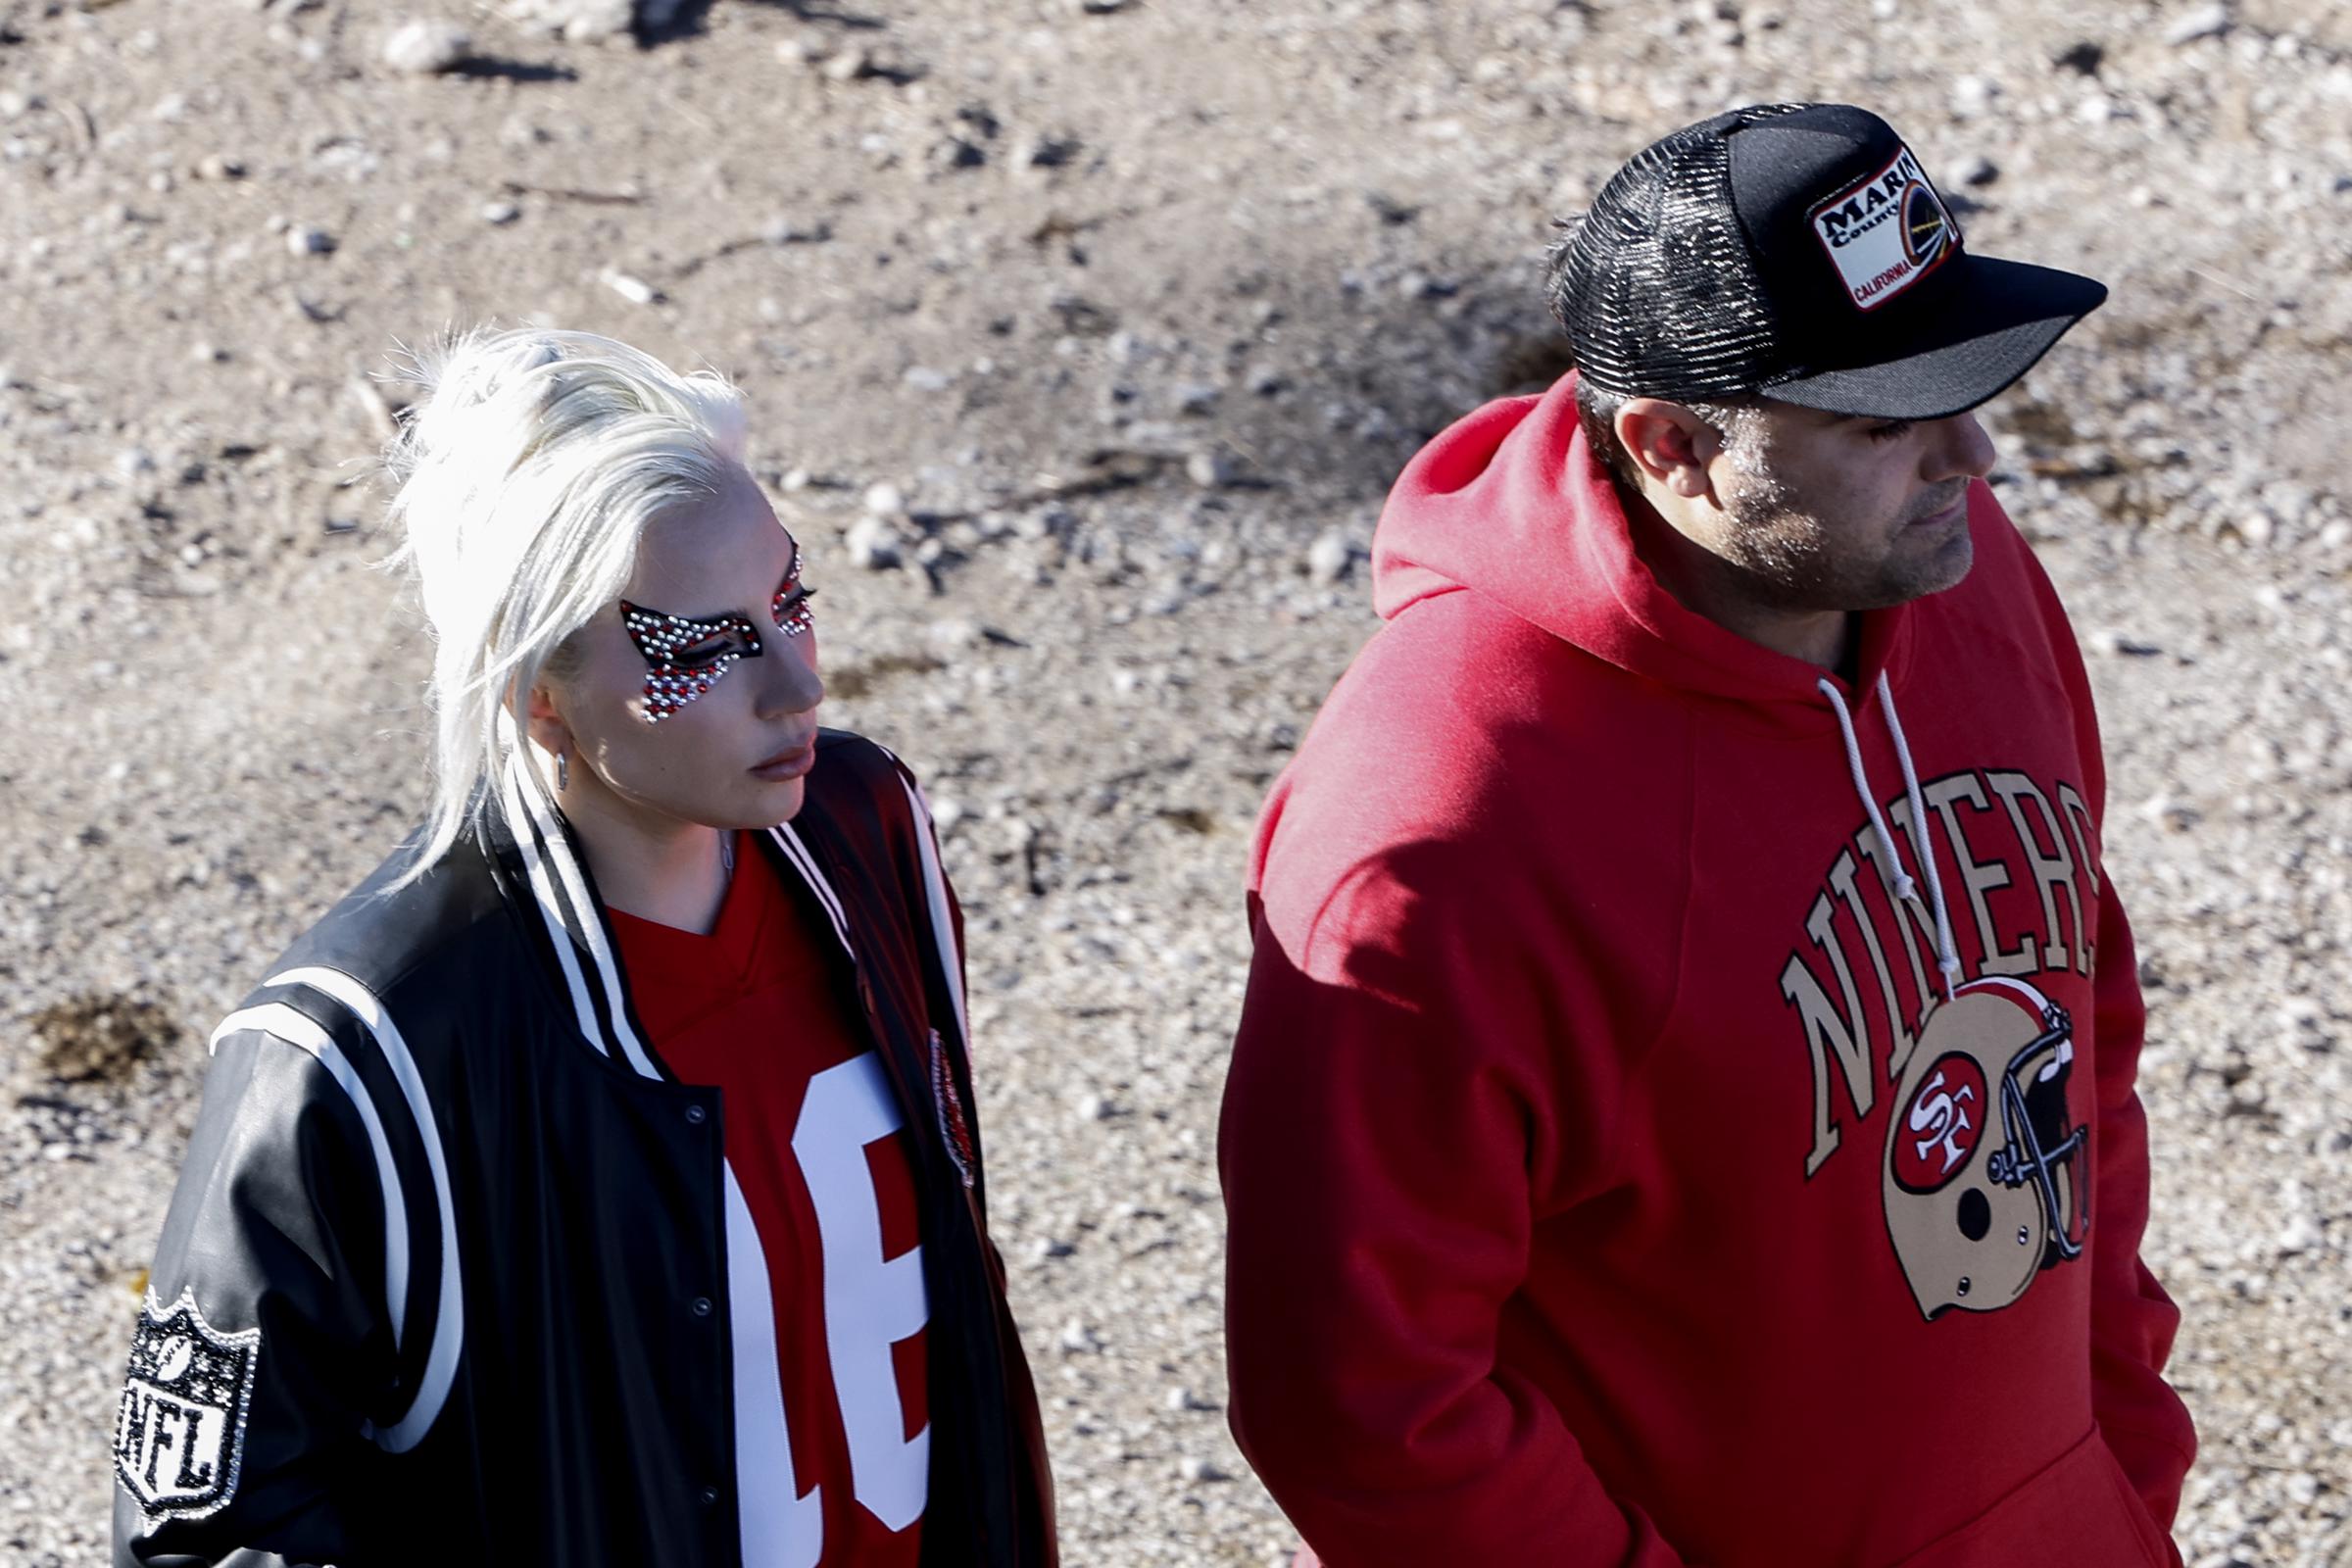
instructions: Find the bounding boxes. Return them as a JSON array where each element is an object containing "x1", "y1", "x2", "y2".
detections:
[{"x1": 380, "y1": 326, "x2": 749, "y2": 885}]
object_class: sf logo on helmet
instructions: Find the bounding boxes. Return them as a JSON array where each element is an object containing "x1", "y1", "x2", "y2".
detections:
[{"x1": 1882, "y1": 978, "x2": 2088, "y2": 1319}]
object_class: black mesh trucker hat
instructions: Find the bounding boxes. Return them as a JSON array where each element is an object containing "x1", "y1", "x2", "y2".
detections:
[{"x1": 1550, "y1": 103, "x2": 2107, "y2": 420}]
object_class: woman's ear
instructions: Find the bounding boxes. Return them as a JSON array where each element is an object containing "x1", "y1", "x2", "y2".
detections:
[{"x1": 522, "y1": 680, "x2": 575, "y2": 761}]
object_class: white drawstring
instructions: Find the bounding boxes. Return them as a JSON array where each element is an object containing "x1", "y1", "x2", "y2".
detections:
[{"x1": 1817, "y1": 672, "x2": 1961, "y2": 1003}]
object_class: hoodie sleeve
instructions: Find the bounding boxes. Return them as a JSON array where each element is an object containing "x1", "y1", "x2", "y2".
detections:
[
  {"x1": 115, "y1": 1027, "x2": 394, "y2": 1568},
  {"x1": 2002, "y1": 501, "x2": 2197, "y2": 1538},
  {"x1": 2081, "y1": 888, "x2": 2196, "y2": 1543},
  {"x1": 1221, "y1": 852, "x2": 1693, "y2": 1568}
]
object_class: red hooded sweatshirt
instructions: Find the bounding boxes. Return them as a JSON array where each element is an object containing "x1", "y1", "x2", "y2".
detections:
[{"x1": 1220, "y1": 374, "x2": 2195, "y2": 1568}]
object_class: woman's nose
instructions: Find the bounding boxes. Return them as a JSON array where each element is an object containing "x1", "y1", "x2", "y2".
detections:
[{"x1": 759, "y1": 637, "x2": 824, "y2": 717}]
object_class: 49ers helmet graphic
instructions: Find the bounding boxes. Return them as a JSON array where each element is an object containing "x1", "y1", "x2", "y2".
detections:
[{"x1": 1883, "y1": 977, "x2": 2088, "y2": 1319}]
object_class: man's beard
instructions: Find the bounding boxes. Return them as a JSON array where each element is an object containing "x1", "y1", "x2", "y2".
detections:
[{"x1": 1717, "y1": 443, "x2": 1971, "y2": 612}]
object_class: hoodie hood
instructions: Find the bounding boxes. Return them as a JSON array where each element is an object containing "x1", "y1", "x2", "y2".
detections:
[{"x1": 1370, "y1": 370, "x2": 1917, "y2": 717}]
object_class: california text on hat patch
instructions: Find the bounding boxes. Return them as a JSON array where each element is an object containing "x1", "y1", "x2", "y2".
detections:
[
  {"x1": 114, "y1": 1288, "x2": 261, "y2": 1522},
  {"x1": 1810, "y1": 145, "x2": 1958, "y2": 312}
]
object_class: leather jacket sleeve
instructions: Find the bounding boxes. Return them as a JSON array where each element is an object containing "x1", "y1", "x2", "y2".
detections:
[{"x1": 114, "y1": 1025, "x2": 396, "y2": 1567}]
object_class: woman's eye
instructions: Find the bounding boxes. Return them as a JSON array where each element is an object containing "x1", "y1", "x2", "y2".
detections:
[
  {"x1": 773, "y1": 584, "x2": 817, "y2": 631},
  {"x1": 671, "y1": 636, "x2": 733, "y2": 666},
  {"x1": 1867, "y1": 419, "x2": 1915, "y2": 443}
]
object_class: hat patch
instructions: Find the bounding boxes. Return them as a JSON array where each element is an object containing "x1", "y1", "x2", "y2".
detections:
[{"x1": 1810, "y1": 145, "x2": 1958, "y2": 312}]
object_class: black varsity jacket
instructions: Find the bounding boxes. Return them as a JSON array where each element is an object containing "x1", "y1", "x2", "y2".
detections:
[{"x1": 111, "y1": 731, "x2": 1055, "y2": 1567}]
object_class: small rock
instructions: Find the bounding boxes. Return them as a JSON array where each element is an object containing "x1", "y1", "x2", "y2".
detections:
[
  {"x1": 931, "y1": 136, "x2": 987, "y2": 172},
  {"x1": 286, "y1": 225, "x2": 336, "y2": 258},
  {"x1": 2163, "y1": 3, "x2": 2230, "y2": 45},
  {"x1": 903, "y1": 366, "x2": 952, "y2": 393},
  {"x1": 2051, "y1": 40, "x2": 2102, "y2": 74},
  {"x1": 1071, "y1": 1092, "x2": 1113, "y2": 1122},
  {"x1": 1956, "y1": 155, "x2": 1999, "y2": 186},
  {"x1": 821, "y1": 47, "x2": 873, "y2": 82},
  {"x1": 2278, "y1": 1213, "x2": 2322, "y2": 1255},
  {"x1": 1185, "y1": 449, "x2": 1242, "y2": 489},
  {"x1": 863, "y1": 482, "x2": 907, "y2": 517},
  {"x1": 1174, "y1": 381, "x2": 1221, "y2": 416},
  {"x1": 1177, "y1": 1456, "x2": 1226, "y2": 1483},
  {"x1": 2239, "y1": 509, "x2": 2276, "y2": 547},
  {"x1": 1022, "y1": 134, "x2": 1083, "y2": 170},
  {"x1": 1075, "y1": 0, "x2": 1134, "y2": 11},
  {"x1": 537, "y1": 0, "x2": 634, "y2": 43},
  {"x1": 760, "y1": 215, "x2": 831, "y2": 245},
  {"x1": 194, "y1": 154, "x2": 246, "y2": 181},
  {"x1": 600, "y1": 268, "x2": 661, "y2": 306},
  {"x1": 381, "y1": 20, "x2": 471, "y2": 74},
  {"x1": 1246, "y1": 363, "x2": 1288, "y2": 397},
  {"x1": 1056, "y1": 1318, "x2": 1102, "y2": 1353},
  {"x1": 114, "y1": 448, "x2": 156, "y2": 479},
  {"x1": 479, "y1": 200, "x2": 520, "y2": 225},
  {"x1": 845, "y1": 514, "x2": 906, "y2": 570},
  {"x1": 1305, "y1": 530, "x2": 1354, "y2": 586}
]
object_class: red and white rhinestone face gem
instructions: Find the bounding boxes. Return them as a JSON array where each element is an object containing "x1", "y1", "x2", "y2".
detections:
[{"x1": 617, "y1": 549, "x2": 815, "y2": 724}]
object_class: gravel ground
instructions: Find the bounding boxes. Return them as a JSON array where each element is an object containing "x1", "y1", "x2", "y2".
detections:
[{"x1": 1, "y1": 0, "x2": 2347, "y2": 1563}]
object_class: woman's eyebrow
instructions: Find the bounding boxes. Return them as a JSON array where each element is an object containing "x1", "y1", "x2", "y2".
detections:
[{"x1": 632, "y1": 541, "x2": 804, "y2": 624}]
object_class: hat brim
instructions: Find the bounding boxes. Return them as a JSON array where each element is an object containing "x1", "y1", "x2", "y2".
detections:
[{"x1": 1761, "y1": 257, "x2": 2108, "y2": 421}]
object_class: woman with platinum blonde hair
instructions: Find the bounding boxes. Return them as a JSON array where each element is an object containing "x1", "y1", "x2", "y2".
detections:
[{"x1": 111, "y1": 328, "x2": 1056, "y2": 1568}]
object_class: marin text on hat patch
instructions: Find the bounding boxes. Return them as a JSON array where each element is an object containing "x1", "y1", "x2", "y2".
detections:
[
  {"x1": 115, "y1": 1288, "x2": 261, "y2": 1522},
  {"x1": 1810, "y1": 145, "x2": 1958, "y2": 312}
]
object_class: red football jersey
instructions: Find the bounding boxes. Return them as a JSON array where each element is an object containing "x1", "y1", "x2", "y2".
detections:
[{"x1": 612, "y1": 835, "x2": 929, "y2": 1565}]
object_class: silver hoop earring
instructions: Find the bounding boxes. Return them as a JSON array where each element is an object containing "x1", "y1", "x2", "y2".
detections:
[{"x1": 556, "y1": 751, "x2": 569, "y2": 792}]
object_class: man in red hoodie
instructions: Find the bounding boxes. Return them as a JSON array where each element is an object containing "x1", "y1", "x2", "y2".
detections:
[{"x1": 1221, "y1": 103, "x2": 2196, "y2": 1567}]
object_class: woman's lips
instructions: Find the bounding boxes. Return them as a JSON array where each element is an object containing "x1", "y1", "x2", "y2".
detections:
[{"x1": 751, "y1": 741, "x2": 816, "y2": 780}]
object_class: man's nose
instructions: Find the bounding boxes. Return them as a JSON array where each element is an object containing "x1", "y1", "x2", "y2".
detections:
[{"x1": 1925, "y1": 412, "x2": 1998, "y2": 483}]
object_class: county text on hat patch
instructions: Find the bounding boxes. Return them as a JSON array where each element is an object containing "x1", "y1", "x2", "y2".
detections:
[
  {"x1": 115, "y1": 1288, "x2": 261, "y2": 1522},
  {"x1": 1810, "y1": 145, "x2": 1959, "y2": 312}
]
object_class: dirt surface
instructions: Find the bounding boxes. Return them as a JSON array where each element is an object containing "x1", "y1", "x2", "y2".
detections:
[{"x1": 3, "y1": 0, "x2": 2348, "y2": 1563}]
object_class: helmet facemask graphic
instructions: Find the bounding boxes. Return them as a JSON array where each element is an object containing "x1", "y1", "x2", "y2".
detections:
[{"x1": 1882, "y1": 979, "x2": 2089, "y2": 1319}]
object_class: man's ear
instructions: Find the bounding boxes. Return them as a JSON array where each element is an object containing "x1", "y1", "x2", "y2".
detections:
[{"x1": 1615, "y1": 399, "x2": 1727, "y2": 504}]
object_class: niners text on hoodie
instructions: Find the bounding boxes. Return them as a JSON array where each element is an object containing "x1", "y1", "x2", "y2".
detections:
[{"x1": 1220, "y1": 373, "x2": 2196, "y2": 1568}]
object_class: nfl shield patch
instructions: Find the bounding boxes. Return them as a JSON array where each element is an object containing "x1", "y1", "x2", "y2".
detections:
[{"x1": 115, "y1": 1288, "x2": 261, "y2": 1521}]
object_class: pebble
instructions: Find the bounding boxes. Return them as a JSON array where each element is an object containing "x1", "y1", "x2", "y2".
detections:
[
  {"x1": 1186, "y1": 449, "x2": 1242, "y2": 489},
  {"x1": 760, "y1": 216, "x2": 830, "y2": 245},
  {"x1": 479, "y1": 200, "x2": 519, "y2": 225},
  {"x1": 844, "y1": 514, "x2": 906, "y2": 570},
  {"x1": 1956, "y1": 155, "x2": 1999, "y2": 186},
  {"x1": 286, "y1": 225, "x2": 335, "y2": 258},
  {"x1": 599, "y1": 268, "x2": 660, "y2": 306},
  {"x1": 2164, "y1": 3, "x2": 2230, "y2": 45},
  {"x1": 821, "y1": 47, "x2": 873, "y2": 83},
  {"x1": 862, "y1": 481, "x2": 906, "y2": 517},
  {"x1": 381, "y1": 21, "x2": 471, "y2": 74},
  {"x1": 1305, "y1": 529, "x2": 1354, "y2": 585},
  {"x1": 195, "y1": 154, "x2": 246, "y2": 181}
]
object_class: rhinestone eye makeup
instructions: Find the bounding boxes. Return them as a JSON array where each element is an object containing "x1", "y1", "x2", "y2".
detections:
[{"x1": 618, "y1": 547, "x2": 816, "y2": 724}]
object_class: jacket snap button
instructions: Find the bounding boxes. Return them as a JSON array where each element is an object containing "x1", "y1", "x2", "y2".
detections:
[
  {"x1": 698, "y1": 1486, "x2": 720, "y2": 1508},
  {"x1": 684, "y1": 1104, "x2": 708, "y2": 1126},
  {"x1": 689, "y1": 1296, "x2": 713, "y2": 1319}
]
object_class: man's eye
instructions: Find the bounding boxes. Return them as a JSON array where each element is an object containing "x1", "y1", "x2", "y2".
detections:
[{"x1": 1867, "y1": 419, "x2": 1916, "y2": 443}]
